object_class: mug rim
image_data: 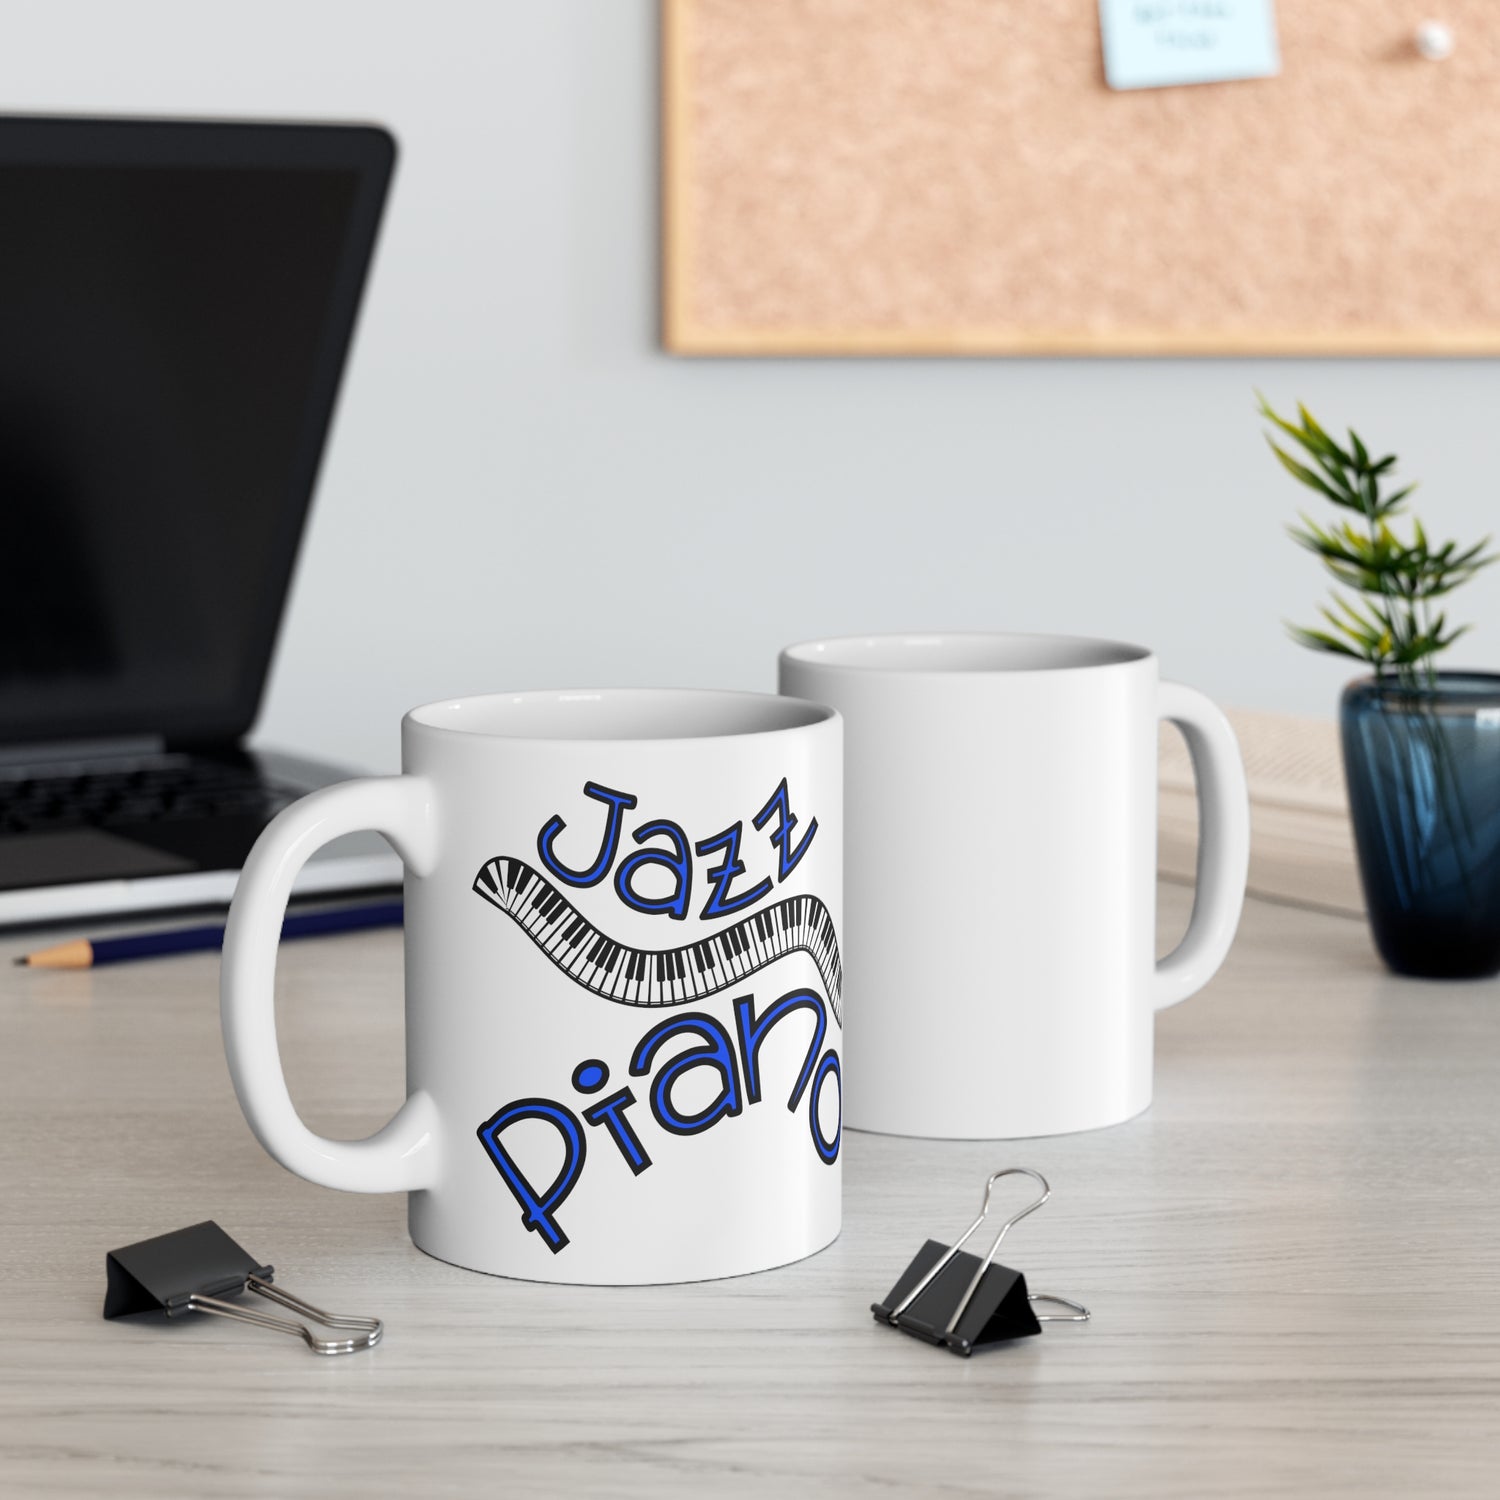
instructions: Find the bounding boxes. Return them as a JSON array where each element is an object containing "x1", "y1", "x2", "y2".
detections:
[
  {"x1": 404, "y1": 686, "x2": 838, "y2": 745},
  {"x1": 780, "y1": 631, "x2": 1154, "y2": 676}
]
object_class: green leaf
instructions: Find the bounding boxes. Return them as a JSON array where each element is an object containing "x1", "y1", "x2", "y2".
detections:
[
  {"x1": 1267, "y1": 440, "x2": 1348, "y2": 504},
  {"x1": 1305, "y1": 445, "x2": 1360, "y2": 496},
  {"x1": 1449, "y1": 537, "x2": 1495, "y2": 569},
  {"x1": 1285, "y1": 624, "x2": 1369, "y2": 662},
  {"x1": 1260, "y1": 396, "x2": 1352, "y2": 472},
  {"x1": 1322, "y1": 600, "x2": 1381, "y2": 650},
  {"x1": 1297, "y1": 403, "x2": 1351, "y2": 463}
]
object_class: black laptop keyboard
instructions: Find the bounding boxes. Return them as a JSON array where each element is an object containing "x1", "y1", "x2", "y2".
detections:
[{"x1": 0, "y1": 758, "x2": 300, "y2": 835}]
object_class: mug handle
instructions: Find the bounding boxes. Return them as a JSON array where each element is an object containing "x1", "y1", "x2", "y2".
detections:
[
  {"x1": 220, "y1": 775, "x2": 443, "y2": 1191},
  {"x1": 1153, "y1": 683, "x2": 1251, "y2": 1011}
]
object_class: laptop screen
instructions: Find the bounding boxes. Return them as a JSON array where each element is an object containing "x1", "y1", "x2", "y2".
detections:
[{"x1": 0, "y1": 120, "x2": 393, "y2": 747}]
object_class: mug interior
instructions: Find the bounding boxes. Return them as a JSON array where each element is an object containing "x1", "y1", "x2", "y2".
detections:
[
  {"x1": 782, "y1": 632, "x2": 1151, "y2": 674},
  {"x1": 407, "y1": 687, "x2": 833, "y2": 742}
]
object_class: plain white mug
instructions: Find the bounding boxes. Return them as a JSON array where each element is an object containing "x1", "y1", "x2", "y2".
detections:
[
  {"x1": 221, "y1": 688, "x2": 843, "y2": 1284},
  {"x1": 778, "y1": 633, "x2": 1249, "y2": 1139}
]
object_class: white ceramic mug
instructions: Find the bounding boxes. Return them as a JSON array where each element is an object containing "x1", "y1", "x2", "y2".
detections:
[
  {"x1": 221, "y1": 688, "x2": 843, "y2": 1284},
  {"x1": 778, "y1": 634, "x2": 1249, "y2": 1139}
]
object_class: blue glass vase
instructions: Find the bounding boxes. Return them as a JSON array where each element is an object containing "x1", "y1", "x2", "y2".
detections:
[{"x1": 1341, "y1": 673, "x2": 1500, "y2": 978}]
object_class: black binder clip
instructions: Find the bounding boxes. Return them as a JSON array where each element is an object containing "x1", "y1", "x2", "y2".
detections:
[
  {"x1": 871, "y1": 1167, "x2": 1090, "y2": 1356},
  {"x1": 104, "y1": 1220, "x2": 382, "y2": 1356}
]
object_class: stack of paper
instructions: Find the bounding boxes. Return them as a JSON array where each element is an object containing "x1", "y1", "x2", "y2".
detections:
[{"x1": 1159, "y1": 709, "x2": 1362, "y2": 916}]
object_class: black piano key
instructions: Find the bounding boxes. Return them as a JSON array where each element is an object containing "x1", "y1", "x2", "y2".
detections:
[
  {"x1": 693, "y1": 945, "x2": 707, "y2": 974},
  {"x1": 515, "y1": 866, "x2": 534, "y2": 895},
  {"x1": 588, "y1": 934, "x2": 607, "y2": 964},
  {"x1": 656, "y1": 952, "x2": 669, "y2": 981},
  {"x1": 717, "y1": 934, "x2": 735, "y2": 962},
  {"x1": 673, "y1": 950, "x2": 685, "y2": 980},
  {"x1": 563, "y1": 916, "x2": 588, "y2": 944}
]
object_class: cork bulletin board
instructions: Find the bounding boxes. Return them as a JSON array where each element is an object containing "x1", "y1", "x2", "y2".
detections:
[{"x1": 662, "y1": 0, "x2": 1500, "y2": 355}]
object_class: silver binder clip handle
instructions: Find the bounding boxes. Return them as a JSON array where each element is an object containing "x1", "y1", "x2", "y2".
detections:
[
  {"x1": 887, "y1": 1166, "x2": 1052, "y2": 1331},
  {"x1": 1030, "y1": 1293, "x2": 1091, "y2": 1323},
  {"x1": 941, "y1": 1167, "x2": 1053, "y2": 1337},
  {"x1": 185, "y1": 1274, "x2": 383, "y2": 1355}
]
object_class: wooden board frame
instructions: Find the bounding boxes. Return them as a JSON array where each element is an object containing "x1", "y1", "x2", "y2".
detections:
[{"x1": 662, "y1": 0, "x2": 1500, "y2": 357}]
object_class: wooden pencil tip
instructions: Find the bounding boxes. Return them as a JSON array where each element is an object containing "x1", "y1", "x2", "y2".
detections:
[{"x1": 19, "y1": 940, "x2": 94, "y2": 969}]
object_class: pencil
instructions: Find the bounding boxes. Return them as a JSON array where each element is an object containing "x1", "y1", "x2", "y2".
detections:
[{"x1": 14, "y1": 900, "x2": 403, "y2": 969}]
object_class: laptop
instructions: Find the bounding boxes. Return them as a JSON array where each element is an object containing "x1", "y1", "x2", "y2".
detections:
[{"x1": 0, "y1": 116, "x2": 403, "y2": 926}]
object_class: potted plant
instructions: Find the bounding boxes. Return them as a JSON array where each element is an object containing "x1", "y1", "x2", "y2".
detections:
[{"x1": 1262, "y1": 396, "x2": 1500, "y2": 978}]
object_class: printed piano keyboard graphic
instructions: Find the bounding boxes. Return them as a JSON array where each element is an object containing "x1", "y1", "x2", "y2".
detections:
[{"x1": 473, "y1": 855, "x2": 842, "y2": 1023}]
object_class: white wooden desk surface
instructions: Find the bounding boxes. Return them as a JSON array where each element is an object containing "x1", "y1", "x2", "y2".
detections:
[{"x1": 2, "y1": 885, "x2": 1497, "y2": 1498}]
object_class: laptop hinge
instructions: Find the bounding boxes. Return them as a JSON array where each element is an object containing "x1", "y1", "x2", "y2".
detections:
[{"x1": 0, "y1": 736, "x2": 168, "y2": 771}]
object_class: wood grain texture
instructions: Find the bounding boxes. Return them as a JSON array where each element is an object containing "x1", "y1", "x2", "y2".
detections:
[
  {"x1": 2, "y1": 888, "x2": 1499, "y2": 1496},
  {"x1": 664, "y1": 0, "x2": 1500, "y2": 356}
]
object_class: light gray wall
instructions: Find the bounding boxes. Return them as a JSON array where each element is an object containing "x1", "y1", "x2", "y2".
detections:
[{"x1": 16, "y1": 1, "x2": 1500, "y2": 772}]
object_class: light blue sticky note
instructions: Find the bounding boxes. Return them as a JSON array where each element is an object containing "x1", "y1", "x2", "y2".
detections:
[{"x1": 1099, "y1": 0, "x2": 1280, "y2": 90}]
